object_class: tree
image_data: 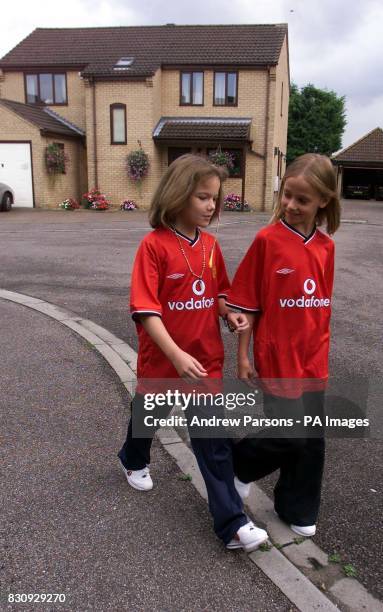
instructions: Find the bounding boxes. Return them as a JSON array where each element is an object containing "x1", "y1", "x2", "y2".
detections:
[{"x1": 287, "y1": 83, "x2": 346, "y2": 163}]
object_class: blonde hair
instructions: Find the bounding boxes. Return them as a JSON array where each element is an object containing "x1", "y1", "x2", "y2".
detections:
[
  {"x1": 271, "y1": 153, "x2": 341, "y2": 234},
  {"x1": 149, "y1": 154, "x2": 228, "y2": 229}
]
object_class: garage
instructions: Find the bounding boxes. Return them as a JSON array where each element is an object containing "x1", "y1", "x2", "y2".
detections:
[
  {"x1": 0, "y1": 142, "x2": 34, "y2": 207},
  {"x1": 342, "y1": 167, "x2": 383, "y2": 200},
  {"x1": 332, "y1": 127, "x2": 383, "y2": 201}
]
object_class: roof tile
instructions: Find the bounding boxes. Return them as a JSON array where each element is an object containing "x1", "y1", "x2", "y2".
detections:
[
  {"x1": 0, "y1": 24, "x2": 287, "y2": 78},
  {"x1": 333, "y1": 128, "x2": 383, "y2": 163},
  {"x1": 0, "y1": 98, "x2": 85, "y2": 138},
  {"x1": 153, "y1": 117, "x2": 251, "y2": 142}
]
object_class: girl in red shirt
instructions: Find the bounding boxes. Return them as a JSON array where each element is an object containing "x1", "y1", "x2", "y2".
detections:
[
  {"x1": 227, "y1": 154, "x2": 341, "y2": 537},
  {"x1": 118, "y1": 154, "x2": 268, "y2": 552}
]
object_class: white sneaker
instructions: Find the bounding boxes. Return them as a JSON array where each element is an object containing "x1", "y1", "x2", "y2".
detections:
[
  {"x1": 120, "y1": 463, "x2": 153, "y2": 491},
  {"x1": 290, "y1": 524, "x2": 316, "y2": 537},
  {"x1": 226, "y1": 521, "x2": 268, "y2": 552},
  {"x1": 234, "y1": 476, "x2": 251, "y2": 500}
]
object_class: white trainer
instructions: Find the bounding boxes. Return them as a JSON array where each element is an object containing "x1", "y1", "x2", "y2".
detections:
[
  {"x1": 234, "y1": 476, "x2": 251, "y2": 500},
  {"x1": 290, "y1": 524, "x2": 316, "y2": 537},
  {"x1": 120, "y1": 463, "x2": 153, "y2": 491},
  {"x1": 226, "y1": 521, "x2": 268, "y2": 552}
]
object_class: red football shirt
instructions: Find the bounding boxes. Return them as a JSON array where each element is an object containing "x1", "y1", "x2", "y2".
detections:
[
  {"x1": 226, "y1": 220, "x2": 335, "y2": 397},
  {"x1": 130, "y1": 226, "x2": 230, "y2": 378}
]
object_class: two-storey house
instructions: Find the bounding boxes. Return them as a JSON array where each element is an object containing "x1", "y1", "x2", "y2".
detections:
[{"x1": 0, "y1": 24, "x2": 289, "y2": 211}]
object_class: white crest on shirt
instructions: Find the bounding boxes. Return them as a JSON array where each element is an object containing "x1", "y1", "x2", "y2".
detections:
[
  {"x1": 276, "y1": 268, "x2": 295, "y2": 275},
  {"x1": 166, "y1": 273, "x2": 185, "y2": 279}
]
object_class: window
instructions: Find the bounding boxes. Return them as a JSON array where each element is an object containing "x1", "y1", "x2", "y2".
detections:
[
  {"x1": 214, "y1": 72, "x2": 237, "y2": 106},
  {"x1": 110, "y1": 103, "x2": 127, "y2": 145},
  {"x1": 114, "y1": 57, "x2": 134, "y2": 71},
  {"x1": 207, "y1": 148, "x2": 243, "y2": 177},
  {"x1": 180, "y1": 72, "x2": 203, "y2": 105},
  {"x1": 25, "y1": 73, "x2": 67, "y2": 105}
]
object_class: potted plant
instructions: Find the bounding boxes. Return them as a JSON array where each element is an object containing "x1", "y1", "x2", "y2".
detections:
[
  {"x1": 82, "y1": 188, "x2": 111, "y2": 210},
  {"x1": 59, "y1": 197, "x2": 80, "y2": 210},
  {"x1": 120, "y1": 199, "x2": 138, "y2": 211},
  {"x1": 224, "y1": 193, "x2": 250, "y2": 211}
]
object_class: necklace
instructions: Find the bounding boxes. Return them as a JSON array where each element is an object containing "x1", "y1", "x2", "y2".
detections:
[{"x1": 171, "y1": 227, "x2": 206, "y2": 280}]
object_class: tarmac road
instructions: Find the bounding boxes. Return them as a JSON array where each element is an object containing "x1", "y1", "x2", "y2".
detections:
[
  {"x1": 0, "y1": 201, "x2": 382, "y2": 602},
  {"x1": 0, "y1": 298, "x2": 297, "y2": 612}
]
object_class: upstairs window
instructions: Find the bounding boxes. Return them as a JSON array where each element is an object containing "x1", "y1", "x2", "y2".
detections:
[
  {"x1": 114, "y1": 57, "x2": 134, "y2": 71},
  {"x1": 26, "y1": 73, "x2": 67, "y2": 105},
  {"x1": 110, "y1": 103, "x2": 127, "y2": 145},
  {"x1": 180, "y1": 72, "x2": 203, "y2": 105},
  {"x1": 214, "y1": 72, "x2": 237, "y2": 106}
]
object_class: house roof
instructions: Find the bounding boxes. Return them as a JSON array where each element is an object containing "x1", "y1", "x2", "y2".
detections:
[
  {"x1": 0, "y1": 24, "x2": 288, "y2": 79},
  {"x1": 332, "y1": 127, "x2": 383, "y2": 164},
  {"x1": 153, "y1": 117, "x2": 252, "y2": 143},
  {"x1": 0, "y1": 98, "x2": 85, "y2": 138}
]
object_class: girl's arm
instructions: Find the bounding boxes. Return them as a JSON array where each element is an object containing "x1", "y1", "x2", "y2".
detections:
[
  {"x1": 237, "y1": 313, "x2": 256, "y2": 379},
  {"x1": 215, "y1": 244, "x2": 249, "y2": 334},
  {"x1": 218, "y1": 298, "x2": 249, "y2": 333},
  {"x1": 140, "y1": 315, "x2": 207, "y2": 379}
]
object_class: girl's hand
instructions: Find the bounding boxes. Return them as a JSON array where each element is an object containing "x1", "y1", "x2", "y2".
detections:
[
  {"x1": 238, "y1": 358, "x2": 255, "y2": 380},
  {"x1": 172, "y1": 349, "x2": 208, "y2": 379},
  {"x1": 227, "y1": 312, "x2": 250, "y2": 334}
]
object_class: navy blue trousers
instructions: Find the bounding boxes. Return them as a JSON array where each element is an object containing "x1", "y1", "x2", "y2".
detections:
[
  {"x1": 233, "y1": 391, "x2": 325, "y2": 526},
  {"x1": 118, "y1": 394, "x2": 248, "y2": 544}
]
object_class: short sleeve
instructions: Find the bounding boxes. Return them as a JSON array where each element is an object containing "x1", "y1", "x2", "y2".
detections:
[
  {"x1": 130, "y1": 238, "x2": 163, "y2": 321},
  {"x1": 325, "y1": 240, "x2": 335, "y2": 296},
  {"x1": 226, "y1": 233, "x2": 265, "y2": 312},
  {"x1": 215, "y1": 242, "x2": 231, "y2": 298}
]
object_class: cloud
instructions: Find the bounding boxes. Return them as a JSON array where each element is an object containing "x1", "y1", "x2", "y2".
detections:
[{"x1": 1, "y1": 0, "x2": 381, "y2": 147}]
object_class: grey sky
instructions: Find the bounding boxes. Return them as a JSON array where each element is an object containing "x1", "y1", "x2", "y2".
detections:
[{"x1": 1, "y1": 0, "x2": 382, "y2": 148}]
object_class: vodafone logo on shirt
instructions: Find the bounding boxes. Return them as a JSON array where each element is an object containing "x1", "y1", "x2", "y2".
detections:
[
  {"x1": 279, "y1": 278, "x2": 331, "y2": 309},
  {"x1": 167, "y1": 279, "x2": 215, "y2": 311}
]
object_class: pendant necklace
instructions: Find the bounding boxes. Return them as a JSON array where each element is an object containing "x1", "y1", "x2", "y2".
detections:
[{"x1": 171, "y1": 227, "x2": 206, "y2": 287}]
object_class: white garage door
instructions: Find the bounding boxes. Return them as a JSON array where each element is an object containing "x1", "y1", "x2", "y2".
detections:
[{"x1": 0, "y1": 142, "x2": 34, "y2": 207}]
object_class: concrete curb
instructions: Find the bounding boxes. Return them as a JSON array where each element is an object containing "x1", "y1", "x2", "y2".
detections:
[{"x1": 1, "y1": 289, "x2": 382, "y2": 612}]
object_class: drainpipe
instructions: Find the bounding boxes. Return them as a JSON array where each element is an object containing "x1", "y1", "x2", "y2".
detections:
[
  {"x1": 262, "y1": 66, "x2": 271, "y2": 212},
  {"x1": 92, "y1": 77, "x2": 98, "y2": 187}
]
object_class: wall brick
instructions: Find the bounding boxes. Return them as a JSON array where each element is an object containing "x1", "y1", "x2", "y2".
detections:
[
  {"x1": 0, "y1": 104, "x2": 86, "y2": 209},
  {"x1": 1, "y1": 34, "x2": 289, "y2": 213}
]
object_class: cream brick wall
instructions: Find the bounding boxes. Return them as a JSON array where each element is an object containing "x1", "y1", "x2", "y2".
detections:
[
  {"x1": 84, "y1": 62, "x2": 289, "y2": 212},
  {"x1": 0, "y1": 38, "x2": 288, "y2": 212},
  {"x1": 84, "y1": 77, "x2": 165, "y2": 210},
  {"x1": 160, "y1": 66, "x2": 283, "y2": 211},
  {"x1": 0, "y1": 71, "x2": 24, "y2": 102},
  {"x1": 0, "y1": 70, "x2": 86, "y2": 130},
  {"x1": 0, "y1": 104, "x2": 86, "y2": 209},
  {"x1": 272, "y1": 36, "x2": 290, "y2": 192}
]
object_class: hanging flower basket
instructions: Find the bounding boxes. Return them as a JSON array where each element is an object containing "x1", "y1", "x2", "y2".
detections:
[
  {"x1": 45, "y1": 143, "x2": 69, "y2": 174},
  {"x1": 208, "y1": 147, "x2": 235, "y2": 171},
  {"x1": 82, "y1": 187, "x2": 111, "y2": 210},
  {"x1": 59, "y1": 197, "x2": 80, "y2": 210},
  {"x1": 126, "y1": 146, "x2": 149, "y2": 183}
]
